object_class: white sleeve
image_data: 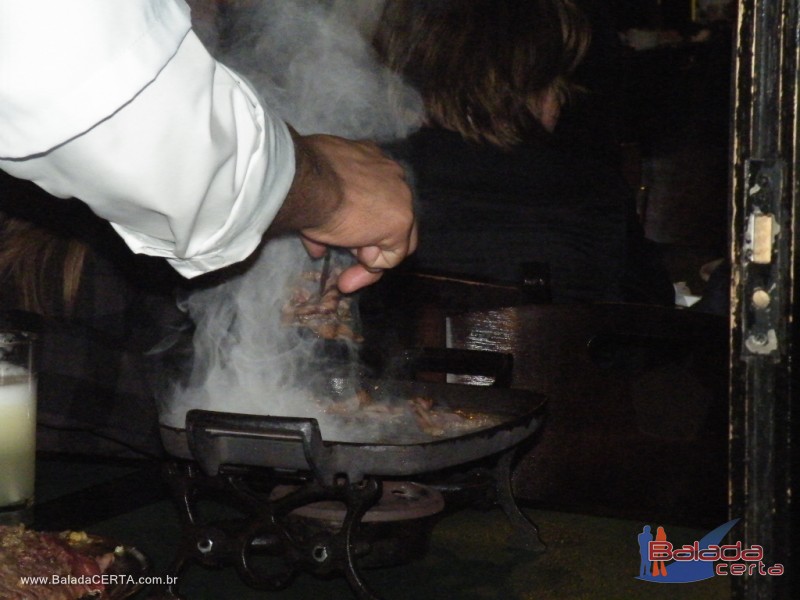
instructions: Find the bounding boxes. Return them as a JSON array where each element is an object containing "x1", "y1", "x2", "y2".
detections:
[{"x1": 0, "y1": 0, "x2": 295, "y2": 278}]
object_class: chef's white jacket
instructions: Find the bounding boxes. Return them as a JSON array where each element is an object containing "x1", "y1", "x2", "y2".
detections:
[{"x1": 0, "y1": 0, "x2": 295, "y2": 277}]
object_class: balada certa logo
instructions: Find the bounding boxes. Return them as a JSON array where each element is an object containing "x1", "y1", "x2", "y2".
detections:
[{"x1": 636, "y1": 519, "x2": 784, "y2": 583}]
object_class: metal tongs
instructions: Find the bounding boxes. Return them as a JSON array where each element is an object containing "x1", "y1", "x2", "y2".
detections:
[{"x1": 318, "y1": 252, "x2": 332, "y2": 297}]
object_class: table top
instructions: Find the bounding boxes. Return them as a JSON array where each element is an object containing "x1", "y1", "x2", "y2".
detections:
[{"x1": 27, "y1": 454, "x2": 729, "y2": 600}]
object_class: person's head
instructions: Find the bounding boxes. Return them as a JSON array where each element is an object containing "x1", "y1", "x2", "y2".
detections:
[
  {"x1": 373, "y1": 0, "x2": 590, "y2": 148},
  {"x1": 0, "y1": 214, "x2": 88, "y2": 317}
]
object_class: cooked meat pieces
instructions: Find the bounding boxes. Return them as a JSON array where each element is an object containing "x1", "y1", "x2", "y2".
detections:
[
  {"x1": 324, "y1": 390, "x2": 499, "y2": 438},
  {"x1": 323, "y1": 388, "x2": 404, "y2": 417},
  {"x1": 408, "y1": 396, "x2": 504, "y2": 437},
  {"x1": 408, "y1": 396, "x2": 445, "y2": 436},
  {"x1": 282, "y1": 268, "x2": 363, "y2": 341}
]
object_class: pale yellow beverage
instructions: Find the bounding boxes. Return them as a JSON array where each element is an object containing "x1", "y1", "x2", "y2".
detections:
[{"x1": 0, "y1": 377, "x2": 37, "y2": 509}]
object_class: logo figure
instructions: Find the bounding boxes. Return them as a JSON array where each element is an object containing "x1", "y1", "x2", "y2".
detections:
[
  {"x1": 652, "y1": 526, "x2": 668, "y2": 577},
  {"x1": 637, "y1": 526, "x2": 653, "y2": 578}
]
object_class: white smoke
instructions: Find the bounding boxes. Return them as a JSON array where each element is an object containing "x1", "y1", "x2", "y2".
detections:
[
  {"x1": 159, "y1": 237, "x2": 347, "y2": 429},
  {"x1": 222, "y1": 0, "x2": 423, "y2": 139},
  {"x1": 160, "y1": 0, "x2": 423, "y2": 439}
]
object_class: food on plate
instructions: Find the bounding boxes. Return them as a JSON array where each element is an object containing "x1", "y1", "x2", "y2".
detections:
[
  {"x1": 282, "y1": 268, "x2": 363, "y2": 342},
  {"x1": 0, "y1": 525, "x2": 118, "y2": 599}
]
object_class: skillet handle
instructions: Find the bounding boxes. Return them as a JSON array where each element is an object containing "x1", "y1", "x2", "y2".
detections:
[
  {"x1": 185, "y1": 409, "x2": 333, "y2": 481},
  {"x1": 394, "y1": 347, "x2": 514, "y2": 387}
]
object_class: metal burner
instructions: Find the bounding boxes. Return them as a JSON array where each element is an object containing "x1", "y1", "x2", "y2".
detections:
[
  {"x1": 150, "y1": 464, "x2": 450, "y2": 599},
  {"x1": 271, "y1": 480, "x2": 445, "y2": 523},
  {"x1": 151, "y1": 453, "x2": 543, "y2": 599}
]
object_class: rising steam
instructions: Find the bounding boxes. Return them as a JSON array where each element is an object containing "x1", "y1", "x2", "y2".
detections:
[
  {"x1": 222, "y1": 0, "x2": 422, "y2": 139},
  {"x1": 159, "y1": 0, "x2": 423, "y2": 438}
]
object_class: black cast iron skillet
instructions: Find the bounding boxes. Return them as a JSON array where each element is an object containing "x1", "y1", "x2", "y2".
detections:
[{"x1": 160, "y1": 377, "x2": 544, "y2": 484}]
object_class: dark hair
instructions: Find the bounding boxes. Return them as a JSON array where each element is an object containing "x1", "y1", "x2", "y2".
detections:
[
  {"x1": 0, "y1": 215, "x2": 87, "y2": 316},
  {"x1": 373, "y1": 0, "x2": 590, "y2": 148}
]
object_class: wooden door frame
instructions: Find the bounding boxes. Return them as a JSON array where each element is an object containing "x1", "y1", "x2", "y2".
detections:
[{"x1": 729, "y1": 1, "x2": 798, "y2": 598}]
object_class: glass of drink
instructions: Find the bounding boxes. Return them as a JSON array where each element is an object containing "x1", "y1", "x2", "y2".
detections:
[{"x1": 0, "y1": 330, "x2": 37, "y2": 525}]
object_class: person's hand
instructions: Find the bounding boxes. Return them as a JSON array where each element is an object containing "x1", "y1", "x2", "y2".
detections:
[
  {"x1": 299, "y1": 135, "x2": 417, "y2": 292},
  {"x1": 270, "y1": 132, "x2": 417, "y2": 293}
]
